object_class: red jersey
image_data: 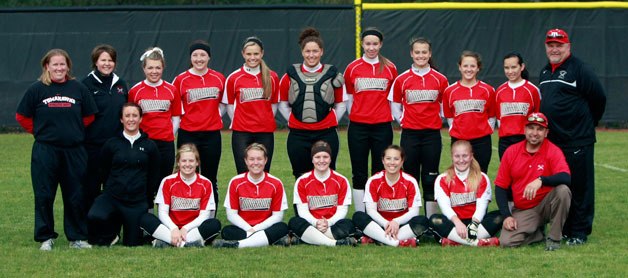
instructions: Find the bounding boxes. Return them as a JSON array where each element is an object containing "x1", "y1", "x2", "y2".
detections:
[
  {"x1": 363, "y1": 171, "x2": 421, "y2": 221},
  {"x1": 128, "y1": 80, "x2": 182, "y2": 141},
  {"x1": 344, "y1": 57, "x2": 397, "y2": 124},
  {"x1": 155, "y1": 173, "x2": 215, "y2": 229},
  {"x1": 279, "y1": 64, "x2": 347, "y2": 130},
  {"x1": 224, "y1": 172, "x2": 288, "y2": 226},
  {"x1": 495, "y1": 139, "x2": 570, "y2": 210},
  {"x1": 434, "y1": 172, "x2": 491, "y2": 220},
  {"x1": 495, "y1": 80, "x2": 541, "y2": 137},
  {"x1": 388, "y1": 68, "x2": 448, "y2": 130},
  {"x1": 173, "y1": 69, "x2": 226, "y2": 132},
  {"x1": 221, "y1": 67, "x2": 279, "y2": 133},
  {"x1": 293, "y1": 170, "x2": 351, "y2": 219},
  {"x1": 442, "y1": 81, "x2": 496, "y2": 140}
]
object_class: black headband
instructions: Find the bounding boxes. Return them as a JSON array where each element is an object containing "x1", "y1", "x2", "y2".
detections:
[
  {"x1": 361, "y1": 29, "x2": 383, "y2": 42},
  {"x1": 243, "y1": 37, "x2": 264, "y2": 50},
  {"x1": 189, "y1": 43, "x2": 211, "y2": 57}
]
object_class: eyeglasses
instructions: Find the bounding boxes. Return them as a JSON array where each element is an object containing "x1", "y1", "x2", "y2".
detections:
[{"x1": 528, "y1": 115, "x2": 546, "y2": 123}]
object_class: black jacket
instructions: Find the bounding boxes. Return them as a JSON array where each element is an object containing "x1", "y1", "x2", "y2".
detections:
[
  {"x1": 539, "y1": 55, "x2": 606, "y2": 148},
  {"x1": 100, "y1": 132, "x2": 160, "y2": 203},
  {"x1": 82, "y1": 71, "x2": 129, "y2": 145}
]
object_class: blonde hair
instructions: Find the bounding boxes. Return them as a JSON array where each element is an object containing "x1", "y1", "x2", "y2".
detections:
[
  {"x1": 242, "y1": 37, "x2": 273, "y2": 99},
  {"x1": 39, "y1": 49, "x2": 74, "y2": 85},
  {"x1": 140, "y1": 47, "x2": 165, "y2": 69},
  {"x1": 444, "y1": 140, "x2": 482, "y2": 192},
  {"x1": 244, "y1": 142, "x2": 268, "y2": 160},
  {"x1": 174, "y1": 143, "x2": 200, "y2": 174}
]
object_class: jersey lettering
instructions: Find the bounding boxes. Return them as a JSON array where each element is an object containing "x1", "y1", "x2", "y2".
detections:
[
  {"x1": 187, "y1": 87, "x2": 219, "y2": 103},
  {"x1": 453, "y1": 99, "x2": 486, "y2": 115},
  {"x1": 42, "y1": 95, "x2": 76, "y2": 105},
  {"x1": 307, "y1": 195, "x2": 338, "y2": 210},
  {"x1": 239, "y1": 197, "x2": 272, "y2": 211},
  {"x1": 239, "y1": 88, "x2": 265, "y2": 102},
  {"x1": 139, "y1": 99, "x2": 171, "y2": 113},
  {"x1": 500, "y1": 102, "x2": 530, "y2": 116},
  {"x1": 355, "y1": 78, "x2": 388, "y2": 92},
  {"x1": 377, "y1": 197, "x2": 407, "y2": 212},
  {"x1": 405, "y1": 89, "x2": 439, "y2": 104},
  {"x1": 449, "y1": 191, "x2": 477, "y2": 207},
  {"x1": 170, "y1": 196, "x2": 201, "y2": 211}
]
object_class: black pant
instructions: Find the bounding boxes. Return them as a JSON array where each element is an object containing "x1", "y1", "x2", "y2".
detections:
[
  {"x1": 139, "y1": 213, "x2": 221, "y2": 244},
  {"x1": 428, "y1": 210, "x2": 504, "y2": 239},
  {"x1": 88, "y1": 193, "x2": 147, "y2": 246},
  {"x1": 288, "y1": 216, "x2": 355, "y2": 240},
  {"x1": 451, "y1": 135, "x2": 492, "y2": 174},
  {"x1": 400, "y1": 128, "x2": 442, "y2": 201},
  {"x1": 177, "y1": 129, "x2": 221, "y2": 212},
  {"x1": 287, "y1": 127, "x2": 339, "y2": 179},
  {"x1": 231, "y1": 131, "x2": 274, "y2": 174},
  {"x1": 31, "y1": 142, "x2": 88, "y2": 242},
  {"x1": 153, "y1": 139, "x2": 175, "y2": 206},
  {"x1": 84, "y1": 142, "x2": 106, "y2": 213},
  {"x1": 561, "y1": 144, "x2": 595, "y2": 239},
  {"x1": 498, "y1": 134, "x2": 525, "y2": 160},
  {"x1": 347, "y1": 121, "x2": 393, "y2": 190},
  {"x1": 221, "y1": 223, "x2": 288, "y2": 244},
  {"x1": 352, "y1": 211, "x2": 429, "y2": 238}
]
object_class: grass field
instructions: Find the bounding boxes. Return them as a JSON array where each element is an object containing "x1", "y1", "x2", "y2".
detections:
[{"x1": 0, "y1": 129, "x2": 626, "y2": 277}]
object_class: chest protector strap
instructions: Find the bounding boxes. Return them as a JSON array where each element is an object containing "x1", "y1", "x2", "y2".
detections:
[{"x1": 287, "y1": 64, "x2": 343, "y2": 123}]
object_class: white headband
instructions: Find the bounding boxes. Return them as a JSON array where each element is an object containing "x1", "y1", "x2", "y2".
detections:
[{"x1": 140, "y1": 47, "x2": 164, "y2": 62}]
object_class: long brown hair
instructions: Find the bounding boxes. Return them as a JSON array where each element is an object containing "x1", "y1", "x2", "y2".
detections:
[
  {"x1": 39, "y1": 49, "x2": 74, "y2": 85},
  {"x1": 361, "y1": 27, "x2": 392, "y2": 74},
  {"x1": 242, "y1": 37, "x2": 272, "y2": 99},
  {"x1": 444, "y1": 140, "x2": 482, "y2": 192}
]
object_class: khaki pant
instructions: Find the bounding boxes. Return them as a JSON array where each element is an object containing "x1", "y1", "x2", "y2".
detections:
[{"x1": 500, "y1": 184, "x2": 571, "y2": 247}]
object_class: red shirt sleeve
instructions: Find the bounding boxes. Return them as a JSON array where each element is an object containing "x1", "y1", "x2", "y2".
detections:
[
  {"x1": 83, "y1": 114, "x2": 95, "y2": 127},
  {"x1": 279, "y1": 73, "x2": 290, "y2": 102},
  {"x1": 15, "y1": 113, "x2": 33, "y2": 133}
]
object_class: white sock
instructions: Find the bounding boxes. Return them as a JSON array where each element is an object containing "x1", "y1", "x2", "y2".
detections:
[
  {"x1": 186, "y1": 228, "x2": 203, "y2": 243},
  {"x1": 477, "y1": 224, "x2": 491, "y2": 239},
  {"x1": 397, "y1": 224, "x2": 416, "y2": 241},
  {"x1": 152, "y1": 224, "x2": 172, "y2": 244},
  {"x1": 353, "y1": 189, "x2": 365, "y2": 212},
  {"x1": 301, "y1": 226, "x2": 336, "y2": 246},
  {"x1": 425, "y1": 201, "x2": 439, "y2": 218},
  {"x1": 363, "y1": 222, "x2": 399, "y2": 246},
  {"x1": 447, "y1": 229, "x2": 476, "y2": 246},
  {"x1": 238, "y1": 231, "x2": 269, "y2": 248}
]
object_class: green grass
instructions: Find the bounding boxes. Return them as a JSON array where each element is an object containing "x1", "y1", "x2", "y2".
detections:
[{"x1": 1, "y1": 130, "x2": 626, "y2": 277}]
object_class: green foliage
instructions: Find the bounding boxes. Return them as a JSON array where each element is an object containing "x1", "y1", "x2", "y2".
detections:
[{"x1": 1, "y1": 130, "x2": 627, "y2": 276}]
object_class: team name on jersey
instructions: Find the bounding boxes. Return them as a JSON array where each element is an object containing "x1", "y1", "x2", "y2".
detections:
[
  {"x1": 42, "y1": 95, "x2": 76, "y2": 107},
  {"x1": 450, "y1": 191, "x2": 477, "y2": 207},
  {"x1": 239, "y1": 88, "x2": 265, "y2": 102},
  {"x1": 170, "y1": 196, "x2": 201, "y2": 211},
  {"x1": 239, "y1": 197, "x2": 272, "y2": 211},
  {"x1": 405, "y1": 89, "x2": 439, "y2": 104},
  {"x1": 355, "y1": 78, "x2": 388, "y2": 92},
  {"x1": 453, "y1": 99, "x2": 486, "y2": 115},
  {"x1": 377, "y1": 197, "x2": 407, "y2": 212},
  {"x1": 187, "y1": 87, "x2": 219, "y2": 103},
  {"x1": 500, "y1": 102, "x2": 530, "y2": 116},
  {"x1": 307, "y1": 194, "x2": 338, "y2": 210},
  {"x1": 139, "y1": 99, "x2": 171, "y2": 113}
]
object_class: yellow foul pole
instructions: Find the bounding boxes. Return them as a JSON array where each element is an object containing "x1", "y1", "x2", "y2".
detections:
[{"x1": 355, "y1": 0, "x2": 362, "y2": 59}]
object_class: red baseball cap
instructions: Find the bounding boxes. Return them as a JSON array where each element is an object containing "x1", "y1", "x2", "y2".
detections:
[
  {"x1": 526, "y1": 112, "x2": 549, "y2": 128},
  {"x1": 545, "y1": 28, "x2": 570, "y2": 44}
]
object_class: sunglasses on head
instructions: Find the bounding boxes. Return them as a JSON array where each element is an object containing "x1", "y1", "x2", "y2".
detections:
[{"x1": 528, "y1": 115, "x2": 546, "y2": 123}]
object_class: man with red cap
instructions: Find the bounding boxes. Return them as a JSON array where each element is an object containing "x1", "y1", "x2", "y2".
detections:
[
  {"x1": 539, "y1": 28, "x2": 606, "y2": 246},
  {"x1": 495, "y1": 112, "x2": 572, "y2": 251}
]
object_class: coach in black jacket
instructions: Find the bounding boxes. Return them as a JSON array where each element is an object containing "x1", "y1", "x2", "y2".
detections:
[
  {"x1": 88, "y1": 103, "x2": 160, "y2": 246},
  {"x1": 539, "y1": 28, "x2": 606, "y2": 245}
]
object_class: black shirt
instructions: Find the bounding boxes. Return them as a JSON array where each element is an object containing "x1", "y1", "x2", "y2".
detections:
[{"x1": 82, "y1": 71, "x2": 129, "y2": 145}]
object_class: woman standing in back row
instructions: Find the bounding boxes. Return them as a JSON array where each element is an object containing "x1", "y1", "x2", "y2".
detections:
[
  {"x1": 173, "y1": 40, "x2": 226, "y2": 216},
  {"x1": 222, "y1": 36, "x2": 280, "y2": 174},
  {"x1": 278, "y1": 27, "x2": 347, "y2": 180},
  {"x1": 442, "y1": 50, "x2": 496, "y2": 173},
  {"x1": 344, "y1": 27, "x2": 398, "y2": 212},
  {"x1": 389, "y1": 38, "x2": 448, "y2": 219}
]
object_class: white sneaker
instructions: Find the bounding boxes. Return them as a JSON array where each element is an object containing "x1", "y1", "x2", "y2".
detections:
[
  {"x1": 69, "y1": 240, "x2": 92, "y2": 249},
  {"x1": 40, "y1": 239, "x2": 54, "y2": 251},
  {"x1": 110, "y1": 235, "x2": 120, "y2": 247}
]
